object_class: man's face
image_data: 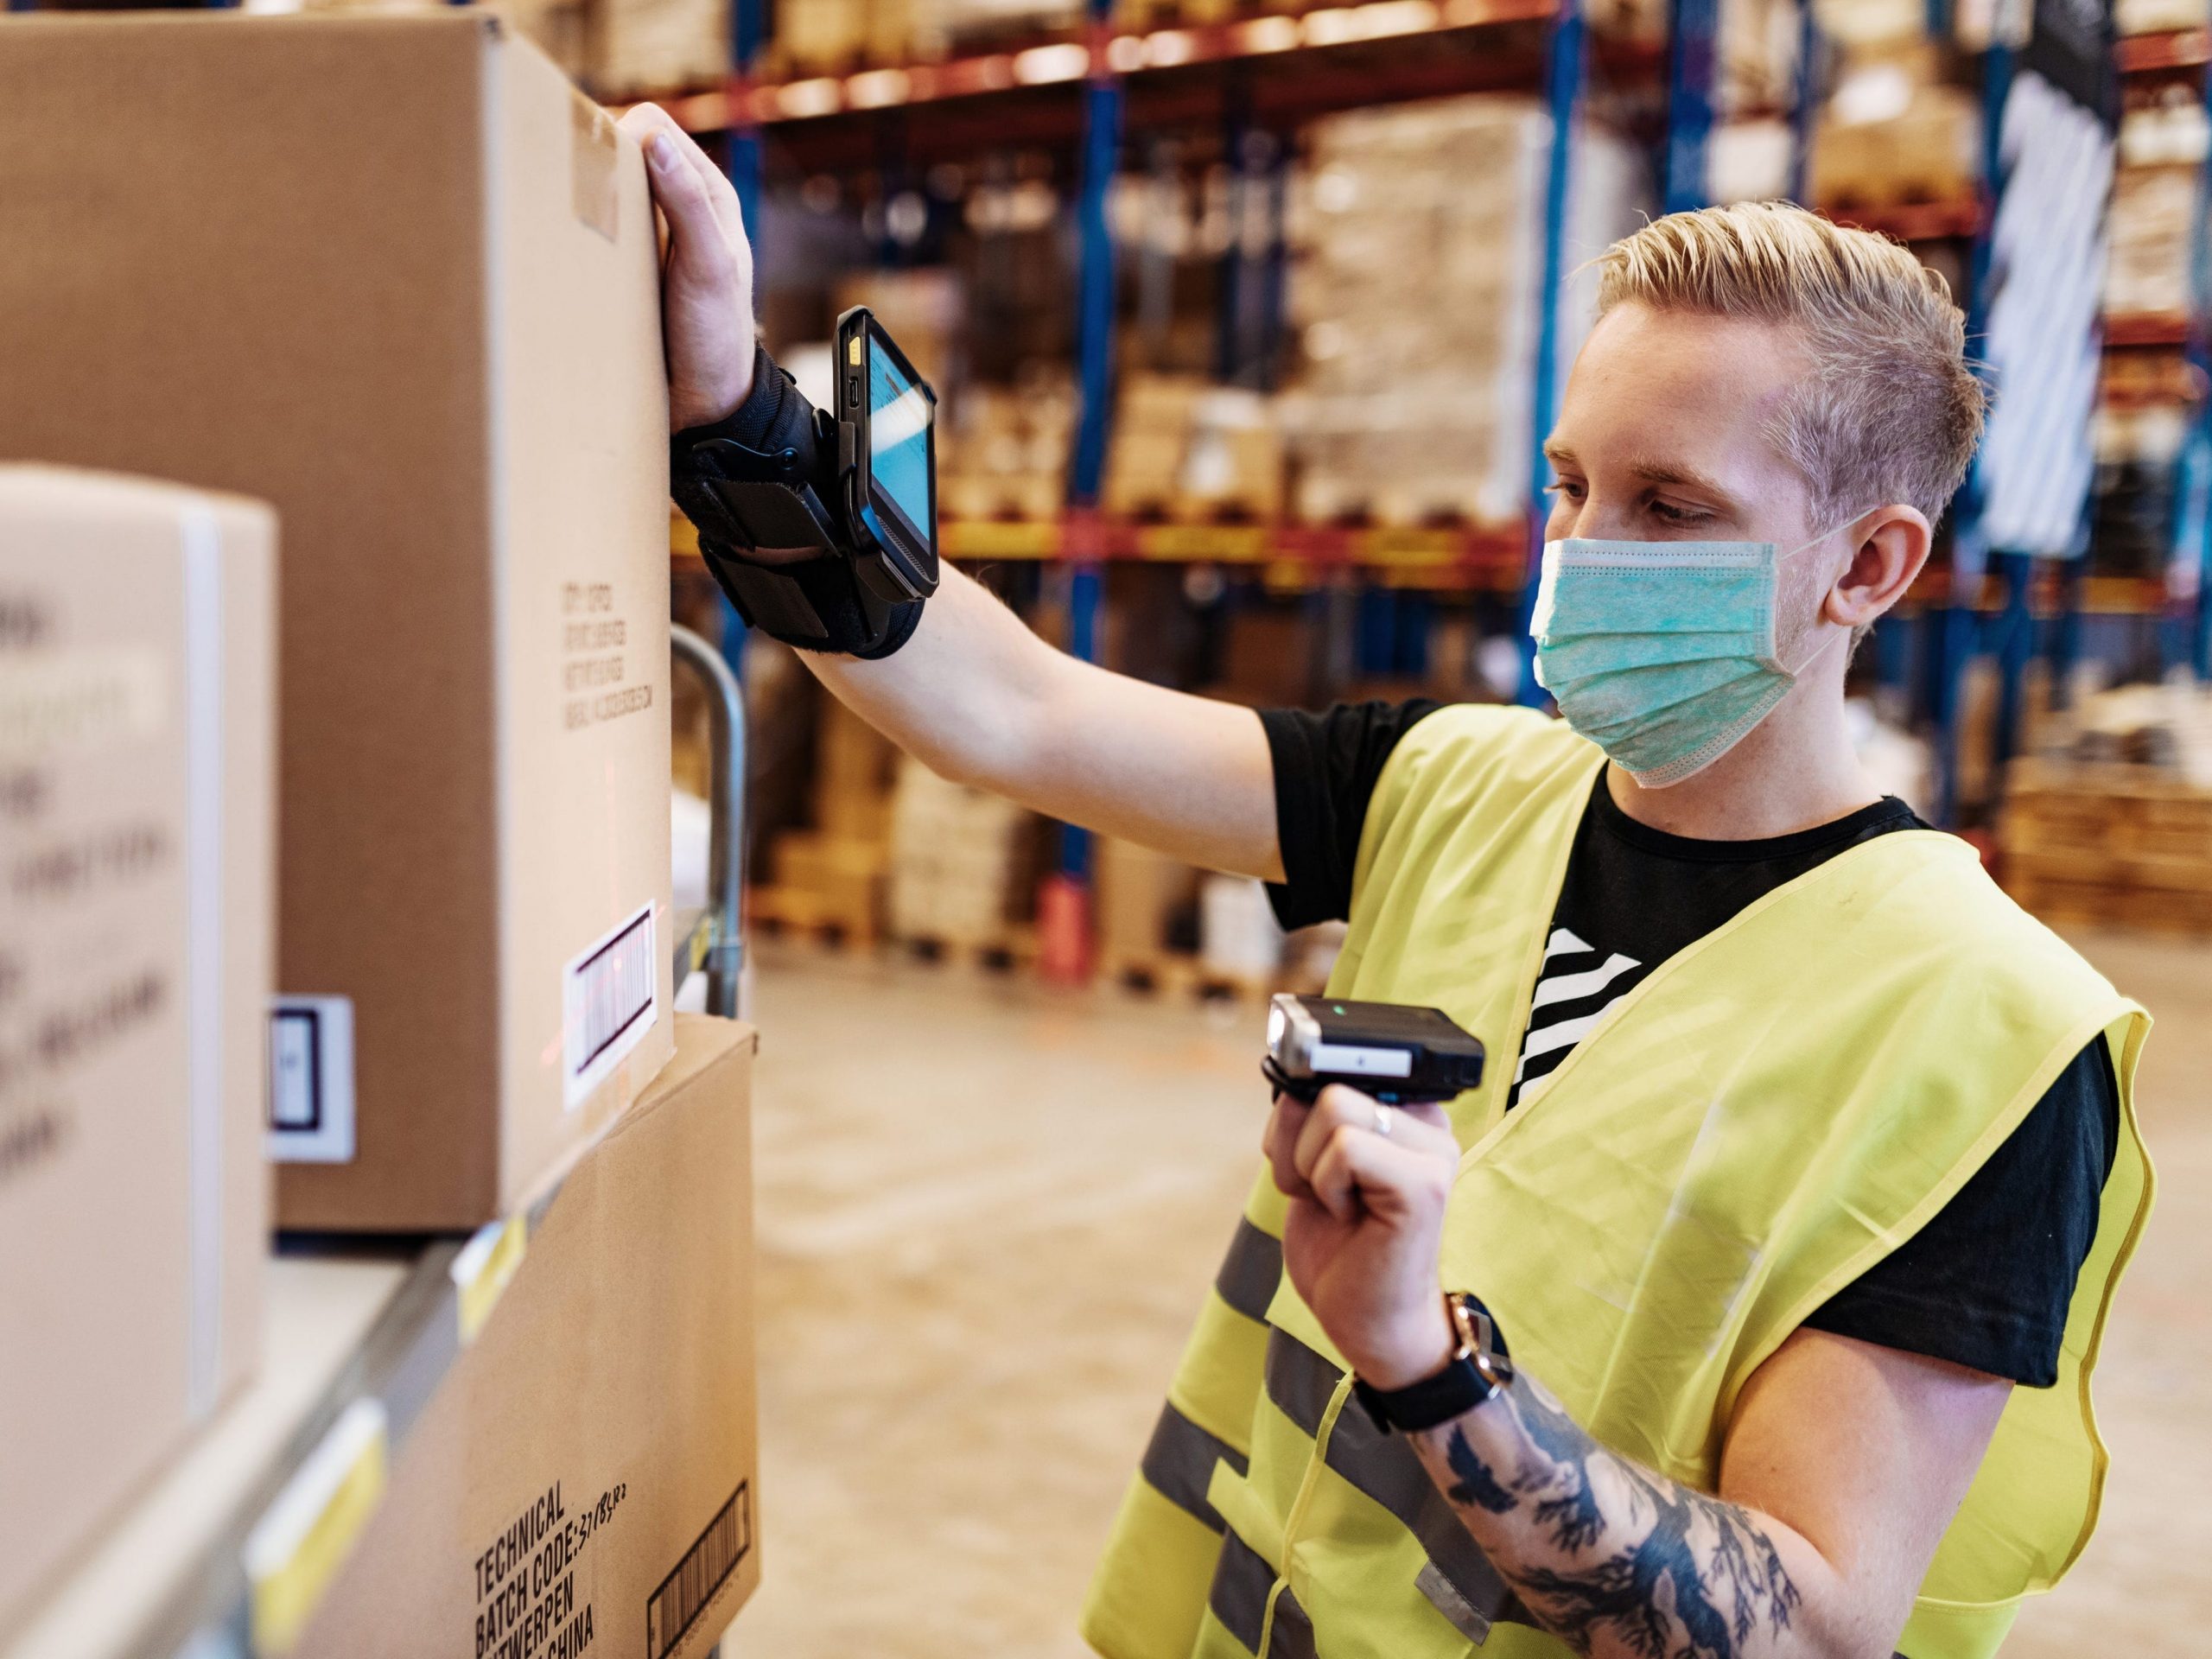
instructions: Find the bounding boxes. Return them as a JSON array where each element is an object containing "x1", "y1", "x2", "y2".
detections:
[
  {"x1": 1541, "y1": 302, "x2": 1842, "y2": 660},
  {"x1": 1542, "y1": 300, "x2": 1826, "y2": 550}
]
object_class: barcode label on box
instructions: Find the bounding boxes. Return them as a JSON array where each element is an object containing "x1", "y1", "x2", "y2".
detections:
[
  {"x1": 267, "y1": 995, "x2": 355, "y2": 1163},
  {"x1": 563, "y1": 903, "x2": 657, "y2": 1109},
  {"x1": 645, "y1": 1483, "x2": 750, "y2": 1659}
]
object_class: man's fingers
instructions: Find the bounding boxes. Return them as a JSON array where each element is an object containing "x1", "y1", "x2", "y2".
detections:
[
  {"x1": 1299, "y1": 1085, "x2": 1456, "y2": 1180},
  {"x1": 1400, "y1": 1099, "x2": 1451, "y2": 1135},
  {"x1": 1293, "y1": 1088, "x2": 1370, "y2": 1189},
  {"x1": 622, "y1": 105, "x2": 749, "y2": 245},
  {"x1": 1308, "y1": 1125, "x2": 1383, "y2": 1222},
  {"x1": 672, "y1": 124, "x2": 751, "y2": 242},
  {"x1": 1264, "y1": 1093, "x2": 1315, "y2": 1201},
  {"x1": 1308, "y1": 1124, "x2": 1450, "y2": 1224},
  {"x1": 643, "y1": 134, "x2": 721, "y2": 247}
]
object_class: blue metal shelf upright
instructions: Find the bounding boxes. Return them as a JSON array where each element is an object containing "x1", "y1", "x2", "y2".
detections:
[
  {"x1": 715, "y1": 0, "x2": 771, "y2": 690},
  {"x1": 1518, "y1": 0, "x2": 1718, "y2": 707},
  {"x1": 1931, "y1": 38, "x2": 2009, "y2": 823},
  {"x1": 1057, "y1": 0, "x2": 1122, "y2": 891},
  {"x1": 1515, "y1": 0, "x2": 1590, "y2": 708}
]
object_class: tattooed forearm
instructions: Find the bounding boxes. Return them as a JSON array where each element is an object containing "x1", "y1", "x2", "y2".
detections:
[{"x1": 1411, "y1": 1371, "x2": 1802, "y2": 1659}]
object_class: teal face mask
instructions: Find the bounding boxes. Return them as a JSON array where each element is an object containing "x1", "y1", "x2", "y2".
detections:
[{"x1": 1529, "y1": 523, "x2": 1856, "y2": 787}]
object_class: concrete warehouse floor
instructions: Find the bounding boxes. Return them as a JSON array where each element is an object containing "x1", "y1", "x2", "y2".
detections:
[{"x1": 721, "y1": 929, "x2": 2212, "y2": 1659}]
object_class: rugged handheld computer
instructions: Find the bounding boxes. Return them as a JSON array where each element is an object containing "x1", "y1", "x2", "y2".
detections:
[
  {"x1": 834, "y1": 305, "x2": 938, "y2": 602},
  {"x1": 671, "y1": 305, "x2": 938, "y2": 658}
]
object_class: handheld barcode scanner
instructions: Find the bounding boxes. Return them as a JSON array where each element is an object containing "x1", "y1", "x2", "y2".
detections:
[{"x1": 1262, "y1": 994, "x2": 1486, "y2": 1106}]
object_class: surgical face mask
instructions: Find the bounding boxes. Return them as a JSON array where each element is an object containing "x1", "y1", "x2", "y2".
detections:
[{"x1": 1529, "y1": 520, "x2": 1859, "y2": 788}]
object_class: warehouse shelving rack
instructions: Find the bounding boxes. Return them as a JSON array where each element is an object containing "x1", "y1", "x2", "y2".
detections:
[
  {"x1": 1, "y1": 630, "x2": 746, "y2": 1659},
  {"x1": 661, "y1": 0, "x2": 2212, "y2": 861},
  {"x1": 673, "y1": 0, "x2": 1704, "y2": 911}
]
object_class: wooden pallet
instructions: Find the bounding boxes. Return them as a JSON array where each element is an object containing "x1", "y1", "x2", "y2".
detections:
[
  {"x1": 2005, "y1": 869, "x2": 2212, "y2": 935},
  {"x1": 1101, "y1": 953, "x2": 1280, "y2": 1007},
  {"x1": 1293, "y1": 480, "x2": 1493, "y2": 532},
  {"x1": 750, "y1": 884, "x2": 880, "y2": 950},
  {"x1": 895, "y1": 926, "x2": 1039, "y2": 975},
  {"x1": 2000, "y1": 762, "x2": 2212, "y2": 933},
  {"x1": 940, "y1": 473, "x2": 1064, "y2": 524}
]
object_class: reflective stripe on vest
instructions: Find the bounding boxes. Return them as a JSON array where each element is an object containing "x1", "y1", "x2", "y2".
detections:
[
  {"x1": 1209, "y1": 1529, "x2": 1315, "y2": 1659},
  {"x1": 1262, "y1": 1328, "x2": 1522, "y2": 1642},
  {"x1": 1143, "y1": 1403, "x2": 1249, "y2": 1534},
  {"x1": 1214, "y1": 1217, "x2": 1281, "y2": 1323}
]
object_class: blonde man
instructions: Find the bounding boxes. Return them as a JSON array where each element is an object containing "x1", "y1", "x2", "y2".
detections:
[{"x1": 631, "y1": 101, "x2": 2150, "y2": 1659}]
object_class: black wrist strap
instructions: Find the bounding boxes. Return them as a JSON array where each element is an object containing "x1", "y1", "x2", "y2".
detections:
[
  {"x1": 698, "y1": 540, "x2": 923, "y2": 660},
  {"x1": 676, "y1": 343, "x2": 799, "y2": 454},
  {"x1": 673, "y1": 344, "x2": 925, "y2": 659}
]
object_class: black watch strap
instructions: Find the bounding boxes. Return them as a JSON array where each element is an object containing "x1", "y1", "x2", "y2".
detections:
[{"x1": 1354, "y1": 1294, "x2": 1512, "y2": 1434}]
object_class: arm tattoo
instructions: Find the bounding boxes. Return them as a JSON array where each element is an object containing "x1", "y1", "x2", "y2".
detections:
[
  {"x1": 1442, "y1": 1428, "x2": 1516, "y2": 1514},
  {"x1": 1416, "y1": 1374, "x2": 1802, "y2": 1659}
]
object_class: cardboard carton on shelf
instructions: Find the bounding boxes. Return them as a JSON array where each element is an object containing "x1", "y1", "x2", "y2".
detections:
[
  {"x1": 295, "y1": 0, "x2": 591, "y2": 80},
  {"x1": 1095, "y1": 836, "x2": 1200, "y2": 972},
  {"x1": 0, "y1": 11, "x2": 677, "y2": 1230},
  {"x1": 1290, "y1": 93, "x2": 1643, "y2": 524},
  {"x1": 295, "y1": 1015, "x2": 762, "y2": 1659},
  {"x1": 886, "y1": 755, "x2": 1039, "y2": 948},
  {"x1": 596, "y1": 0, "x2": 733, "y2": 93},
  {"x1": 812, "y1": 695, "x2": 899, "y2": 843},
  {"x1": 0, "y1": 467, "x2": 275, "y2": 1628},
  {"x1": 1808, "y1": 86, "x2": 1980, "y2": 213}
]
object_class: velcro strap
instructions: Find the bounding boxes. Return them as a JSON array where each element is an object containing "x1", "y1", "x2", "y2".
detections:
[{"x1": 701, "y1": 539, "x2": 920, "y2": 658}]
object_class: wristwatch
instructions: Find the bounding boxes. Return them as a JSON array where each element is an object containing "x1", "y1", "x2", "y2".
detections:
[{"x1": 1353, "y1": 1293, "x2": 1515, "y2": 1433}]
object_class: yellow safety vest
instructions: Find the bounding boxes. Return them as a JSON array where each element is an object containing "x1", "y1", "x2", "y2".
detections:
[{"x1": 1082, "y1": 704, "x2": 2154, "y2": 1659}]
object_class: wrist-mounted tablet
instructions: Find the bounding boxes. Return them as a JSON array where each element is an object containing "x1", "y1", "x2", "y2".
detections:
[{"x1": 671, "y1": 308, "x2": 940, "y2": 659}]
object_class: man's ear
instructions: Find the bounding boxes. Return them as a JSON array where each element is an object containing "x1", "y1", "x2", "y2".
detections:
[{"x1": 1825, "y1": 505, "x2": 1931, "y2": 629}]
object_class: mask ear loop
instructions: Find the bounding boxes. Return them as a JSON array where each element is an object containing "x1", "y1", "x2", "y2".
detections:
[{"x1": 1774, "y1": 512, "x2": 1877, "y2": 677}]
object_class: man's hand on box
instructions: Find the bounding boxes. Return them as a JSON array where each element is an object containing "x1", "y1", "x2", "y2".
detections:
[
  {"x1": 619, "y1": 104, "x2": 757, "y2": 430},
  {"x1": 1265, "y1": 1085, "x2": 1459, "y2": 1392}
]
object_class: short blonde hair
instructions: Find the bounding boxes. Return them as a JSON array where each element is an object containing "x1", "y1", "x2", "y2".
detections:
[{"x1": 1593, "y1": 201, "x2": 1986, "y2": 524}]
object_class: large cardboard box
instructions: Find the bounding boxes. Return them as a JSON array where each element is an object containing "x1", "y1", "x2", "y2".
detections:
[
  {"x1": 0, "y1": 467, "x2": 274, "y2": 1626},
  {"x1": 294, "y1": 1014, "x2": 760, "y2": 1658},
  {"x1": 0, "y1": 12, "x2": 677, "y2": 1229}
]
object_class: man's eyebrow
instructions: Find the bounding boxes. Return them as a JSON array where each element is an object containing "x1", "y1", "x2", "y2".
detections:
[{"x1": 1625, "y1": 457, "x2": 1740, "y2": 504}]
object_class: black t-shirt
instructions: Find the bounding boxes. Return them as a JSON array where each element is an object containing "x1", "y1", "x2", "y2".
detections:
[{"x1": 1262, "y1": 699, "x2": 2119, "y2": 1389}]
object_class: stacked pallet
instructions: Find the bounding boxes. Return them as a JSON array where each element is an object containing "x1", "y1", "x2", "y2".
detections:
[
  {"x1": 2107, "y1": 89, "x2": 2209, "y2": 317},
  {"x1": 939, "y1": 372, "x2": 1073, "y2": 522},
  {"x1": 593, "y1": 0, "x2": 1084, "y2": 94},
  {"x1": 1103, "y1": 374, "x2": 1198, "y2": 518},
  {"x1": 887, "y1": 754, "x2": 1040, "y2": 953},
  {"x1": 1095, "y1": 836, "x2": 1201, "y2": 984},
  {"x1": 1095, "y1": 838, "x2": 1344, "y2": 1002},
  {"x1": 2002, "y1": 760, "x2": 2212, "y2": 934},
  {"x1": 758, "y1": 698, "x2": 899, "y2": 944},
  {"x1": 1286, "y1": 94, "x2": 1643, "y2": 527},
  {"x1": 1808, "y1": 38, "x2": 1979, "y2": 213},
  {"x1": 1100, "y1": 374, "x2": 1281, "y2": 521}
]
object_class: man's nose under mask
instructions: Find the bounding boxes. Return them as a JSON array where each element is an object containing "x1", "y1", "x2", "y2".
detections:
[{"x1": 1529, "y1": 523, "x2": 1858, "y2": 788}]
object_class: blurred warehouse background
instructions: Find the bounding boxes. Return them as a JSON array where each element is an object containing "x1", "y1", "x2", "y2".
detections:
[{"x1": 454, "y1": 0, "x2": 2212, "y2": 978}]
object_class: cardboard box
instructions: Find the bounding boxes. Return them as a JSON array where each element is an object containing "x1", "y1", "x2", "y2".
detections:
[
  {"x1": 0, "y1": 467, "x2": 274, "y2": 1626},
  {"x1": 886, "y1": 756, "x2": 1038, "y2": 945},
  {"x1": 0, "y1": 13, "x2": 677, "y2": 1230},
  {"x1": 1095, "y1": 836, "x2": 1198, "y2": 968},
  {"x1": 294, "y1": 1014, "x2": 760, "y2": 1659}
]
